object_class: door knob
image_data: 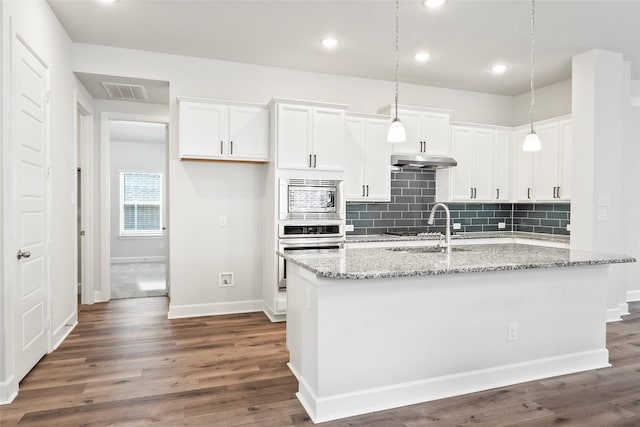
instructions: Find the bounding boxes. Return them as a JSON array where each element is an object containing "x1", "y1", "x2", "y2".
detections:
[{"x1": 17, "y1": 250, "x2": 31, "y2": 260}]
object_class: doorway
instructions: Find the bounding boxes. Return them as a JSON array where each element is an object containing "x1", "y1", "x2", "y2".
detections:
[{"x1": 105, "y1": 119, "x2": 168, "y2": 300}]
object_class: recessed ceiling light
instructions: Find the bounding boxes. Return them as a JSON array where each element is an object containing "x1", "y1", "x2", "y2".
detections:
[
  {"x1": 414, "y1": 52, "x2": 431, "y2": 62},
  {"x1": 491, "y1": 64, "x2": 508, "y2": 74},
  {"x1": 321, "y1": 38, "x2": 339, "y2": 49},
  {"x1": 424, "y1": 0, "x2": 447, "y2": 8},
  {"x1": 97, "y1": 0, "x2": 118, "y2": 3}
]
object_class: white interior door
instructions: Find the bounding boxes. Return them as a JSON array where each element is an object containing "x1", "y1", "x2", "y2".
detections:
[{"x1": 13, "y1": 37, "x2": 50, "y2": 382}]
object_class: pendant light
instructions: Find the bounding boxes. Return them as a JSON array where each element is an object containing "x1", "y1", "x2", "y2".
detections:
[
  {"x1": 387, "y1": 0, "x2": 406, "y2": 143},
  {"x1": 523, "y1": 0, "x2": 541, "y2": 151}
]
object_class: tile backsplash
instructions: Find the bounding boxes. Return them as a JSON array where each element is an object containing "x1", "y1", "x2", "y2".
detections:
[{"x1": 346, "y1": 170, "x2": 570, "y2": 236}]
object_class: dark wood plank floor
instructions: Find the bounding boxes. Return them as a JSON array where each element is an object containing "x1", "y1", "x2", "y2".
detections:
[{"x1": 2, "y1": 298, "x2": 639, "y2": 426}]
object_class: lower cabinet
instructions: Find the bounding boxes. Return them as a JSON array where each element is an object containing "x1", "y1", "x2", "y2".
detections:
[{"x1": 345, "y1": 114, "x2": 391, "y2": 201}]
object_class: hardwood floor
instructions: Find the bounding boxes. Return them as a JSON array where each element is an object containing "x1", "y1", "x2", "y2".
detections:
[{"x1": 2, "y1": 298, "x2": 639, "y2": 426}]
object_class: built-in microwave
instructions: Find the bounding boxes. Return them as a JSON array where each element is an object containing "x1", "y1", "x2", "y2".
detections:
[{"x1": 279, "y1": 178, "x2": 344, "y2": 221}]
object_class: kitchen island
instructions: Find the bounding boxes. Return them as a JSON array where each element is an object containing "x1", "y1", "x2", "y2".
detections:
[{"x1": 279, "y1": 243, "x2": 635, "y2": 423}]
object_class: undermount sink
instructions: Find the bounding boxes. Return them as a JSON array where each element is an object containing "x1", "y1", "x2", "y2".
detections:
[{"x1": 387, "y1": 246, "x2": 470, "y2": 254}]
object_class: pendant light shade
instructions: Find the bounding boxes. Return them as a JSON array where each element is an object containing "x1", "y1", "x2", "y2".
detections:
[
  {"x1": 388, "y1": 118, "x2": 407, "y2": 143},
  {"x1": 522, "y1": 0, "x2": 541, "y2": 152},
  {"x1": 388, "y1": 0, "x2": 406, "y2": 143},
  {"x1": 523, "y1": 131, "x2": 541, "y2": 152}
]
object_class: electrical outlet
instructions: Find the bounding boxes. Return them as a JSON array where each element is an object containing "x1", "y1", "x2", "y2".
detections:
[
  {"x1": 566, "y1": 223, "x2": 571, "y2": 231},
  {"x1": 507, "y1": 322, "x2": 518, "y2": 341},
  {"x1": 498, "y1": 222, "x2": 506, "y2": 229},
  {"x1": 219, "y1": 216, "x2": 227, "y2": 227},
  {"x1": 452, "y1": 223, "x2": 461, "y2": 230},
  {"x1": 345, "y1": 224, "x2": 354, "y2": 232},
  {"x1": 219, "y1": 272, "x2": 234, "y2": 287}
]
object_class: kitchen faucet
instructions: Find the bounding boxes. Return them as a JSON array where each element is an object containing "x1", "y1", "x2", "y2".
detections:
[{"x1": 427, "y1": 203, "x2": 451, "y2": 254}]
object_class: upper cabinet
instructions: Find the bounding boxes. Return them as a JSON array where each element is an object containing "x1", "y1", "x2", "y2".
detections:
[
  {"x1": 378, "y1": 105, "x2": 451, "y2": 155},
  {"x1": 514, "y1": 117, "x2": 571, "y2": 202},
  {"x1": 448, "y1": 126, "x2": 494, "y2": 201},
  {"x1": 345, "y1": 114, "x2": 391, "y2": 201},
  {"x1": 178, "y1": 97, "x2": 269, "y2": 162},
  {"x1": 274, "y1": 100, "x2": 348, "y2": 171}
]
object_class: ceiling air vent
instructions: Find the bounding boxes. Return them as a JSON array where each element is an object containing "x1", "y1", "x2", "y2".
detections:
[{"x1": 101, "y1": 81, "x2": 148, "y2": 101}]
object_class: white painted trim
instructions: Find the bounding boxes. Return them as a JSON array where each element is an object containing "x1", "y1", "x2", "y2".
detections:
[
  {"x1": 0, "y1": 375, "x2": 18, "y2": 405},
  {"x1": 50, "y1": 311, "x2": 77, "y2": 352},
  {"x1": 287, "y1": 362, "x2": 301, "y2": 381},
  {"x1": 168, "y1": 300, "x2": 263, "y2": 319},
  {"x1": 606, "y1": 307, "x2": 623, "y2": 323},
  {"x1": 94, "y1": 290, "x2": 108, "y2": 303},
  {"x1": 263, "y1": 307, "x2": 286, "y2": 323},
  {"x1": 75, "y1": 94, "x2": 95, "y2": 306},
  {"x1": 298, "y1": 349, "x2": 610, "y2": 424},
  {"x1": 99, "y1": 112, "x2": 169, "y2": 305},
  {"x1": 110, "y1": 256, "x2": 165, "y2": 264},
  {"x1": 619, "y1": 302, "x2": 630, "y2": 317},
  {"x1": 627, "y1": 290, "x2": 640, "y2": 302}
]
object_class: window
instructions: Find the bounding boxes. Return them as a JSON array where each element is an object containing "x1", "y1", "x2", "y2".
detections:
[{"x1": 119, "y1": 172, "x2": 162, "y2": 236}]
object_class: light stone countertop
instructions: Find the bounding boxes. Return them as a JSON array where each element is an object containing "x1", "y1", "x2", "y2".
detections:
[{"x1": 278, "y1": 243, "x2": 635, "y2": 280}]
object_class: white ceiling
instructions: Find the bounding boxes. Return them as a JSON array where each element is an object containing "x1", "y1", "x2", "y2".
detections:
[{"x1": 49, "y1": 0, "x2": 640, "y2": 96}]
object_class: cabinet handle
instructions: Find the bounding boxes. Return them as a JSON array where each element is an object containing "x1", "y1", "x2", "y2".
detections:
[
  {"x1": 470, "y1": 187, "x2": 474, "y2": 199},
  {"x1": 527, "y1": 188, "x2": 532, "y2": 199},
  {"x1": 313, "y1": 154, "x2": 317, "y2": 168},
  {"x1": 230, "y1": 140, "x2": 233, "y2": 155},
  {"x1": 220, "y1": 140, "x2": 223, "y2": 155},
  {"x1": 309, "y1": 154, "x2": 313, "y2": 168},
  {"x1": 366, "y1": 185, "x2": 369, "y2": 197},
  {"x1": 556, "y1": 187, "x2": 560, "y2": 198},
  {"x1": 362, "y1": 185, "x2": 366, "y2": 197},
  {"x1": 496, "y1": 188, "x2": 500, "y2": 200},
  {"x1": 474, "y1": 188, "x2": 477, "y2": 199}
]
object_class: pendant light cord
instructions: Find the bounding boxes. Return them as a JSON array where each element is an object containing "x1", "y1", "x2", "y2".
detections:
[
  {"x1": 394, "y1": 0, "x2": 400, "y2": 120},
  {"x1": 529, "y1": 0, "x2": 536, "y2": 133}
]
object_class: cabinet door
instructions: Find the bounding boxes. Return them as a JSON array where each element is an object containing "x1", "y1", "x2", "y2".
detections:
[
  {"x1": 392, "y1": 109, "x2": 423, "y2": 154},
  {"x1": 228, "y1": 106, "x2": 269, "y2": 161},
  {"x1": 179, "y1": 102, "x2": 227, "y2": 159},
  {"x1": 363, "y1": 118, "x2": 391, "y2": 201},
  {"x1": 494, "y1": 130, "x2": 511, "y2": 201},
  {"x1": 472, "y1": 129, "x2": 494, "y2": 201},
  {"x1": 558, "y1": 120, "x2": 572, "y2": 200},
  {"x1": 533, "y1": 123, "x2": 561, "y2": 201},
  {"x1": 514, "y1": 129, "x2": 534, "y2": 201},
  {"x1": 312, "y1": 107, "x2": 345, "y2": 171},
  {"x1": 277, "y1": 104, "x2": 313, "y2": 170},
  {"x1": 344, "y1": 117, "x2": 366, "y2": 200},
  {"x1": 449, "y1": 127, "x2": 474, "y2": 201},
  {"x1": 422, "y1": 113, "x2": 450, "y2": 155}
]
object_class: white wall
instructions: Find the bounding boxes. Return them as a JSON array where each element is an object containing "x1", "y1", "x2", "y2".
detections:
[
  {"x1": 110, "y1": 138, "x2": 166, "y2": 260},
  {"x1": 1, "y1": 0, "x2": 76, "y2": 402},
  {"x1": 511, "y1": 79, "x2": 572, "y2": 126}
]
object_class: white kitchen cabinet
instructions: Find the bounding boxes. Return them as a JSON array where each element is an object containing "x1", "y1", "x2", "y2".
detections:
[
  {"x1": 378, "y1": 105, "x2": 451, "y2": 155},
  {"x1": 494, "y1": 130, "x2": 512, "y2": 201},
  {"x1": 514, "y1": 118, "x2": 571, "y2": 202},
  {"x1": 275, "y1": 101, "x2": 347, "y2": 171},
  {"x1": 448, "y1": 126, "x2": 494, "y2": 201},
  {"x1": 345, "y1": 114, "x2": 390, "y2": 201},
  {"x1": 178, "y1": 98, "x2": 269, "y2": 161}
]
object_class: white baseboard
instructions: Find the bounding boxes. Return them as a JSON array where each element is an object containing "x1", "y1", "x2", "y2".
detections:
[
  {"x1": 168, "y1": 299, "x2": 262, "y2": 319},
  {"x1": 619, "y1": 302, "x2": 630, "y2": 317},
  {"x1": 606, "y1": 307, "x2": 623, "y2": 322},
  {"x1": 298, "y1": 349, "x2": 610, "y2": 424},
  {"x1": 94, "y1": 290, "x2": 109, "y2": 303},
  {"x1": 263, "y1": 305, "x2": 286, "y2": 323},
  {"x1": 0, "y1": 375, "x2": 18, "y2": 405},
  {"x1": 110, "y1": 256, "x2": 165, "y2": 264},
  {"x1": 627, "y1": 290, "x2": 640, "y2": 302},
  {"x1": 51, "y1": 311, "x2": 78, "y2": 352}
]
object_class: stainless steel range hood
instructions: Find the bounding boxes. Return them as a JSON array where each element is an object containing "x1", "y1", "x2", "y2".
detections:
[{"x1": 391, "y1": 154, "x2": 457, "y2": 170}]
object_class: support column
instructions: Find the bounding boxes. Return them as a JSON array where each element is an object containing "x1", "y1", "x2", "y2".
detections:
[{"x1": 571, "y1": 49, "x2": 628, "y2": 321}]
